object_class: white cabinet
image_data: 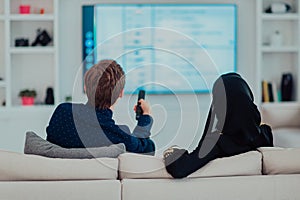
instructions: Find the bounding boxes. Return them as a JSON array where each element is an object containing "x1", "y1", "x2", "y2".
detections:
[
  {"x1": 256, "y1": 0, "x2": 300, "y2": 108},
  {"x1": 0, "y1": 0, "x2": 59, "y2": 109}
]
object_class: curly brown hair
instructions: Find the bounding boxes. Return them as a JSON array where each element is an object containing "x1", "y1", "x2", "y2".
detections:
[{"x1": 84, "y1": 60, "x2": 125, "y2": 109}]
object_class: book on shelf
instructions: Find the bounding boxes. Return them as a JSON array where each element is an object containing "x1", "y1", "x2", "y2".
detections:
[
  {"x1": 268, "y1": 82, "x2": 274, "y2": 102},
  {"x1": 271, "y1": 81, "x2": 278, "y2": 102},
  {"x1": 262, "y1": 80, "x2": 278, "y2": 103},
  {"x1": 262, "y1": 80, "x2": 269, "y2": 102}
]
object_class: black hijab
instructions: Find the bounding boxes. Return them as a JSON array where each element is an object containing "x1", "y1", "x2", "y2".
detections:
[{"x1": 199, "y1": 72, "x2": 272, "y2": 156}]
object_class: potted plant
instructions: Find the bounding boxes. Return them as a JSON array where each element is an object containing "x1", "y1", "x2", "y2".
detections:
[{"x1": 18, "y1": 89, "x2": 37, "y2": 106}]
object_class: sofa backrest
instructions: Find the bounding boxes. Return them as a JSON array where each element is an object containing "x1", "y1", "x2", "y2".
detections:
[
  {"x1": 0, "y1": 149, "x2": 119, "y2": 181},
  {"x1": 1, "y1": 147, "x2": 300, "y2": 181},
  {"x1": 258, "y1": 147, "x2": 300, "y2": 175},
  {"x1": 118, "y1": 151, "x2": 262, "y2": 179}
]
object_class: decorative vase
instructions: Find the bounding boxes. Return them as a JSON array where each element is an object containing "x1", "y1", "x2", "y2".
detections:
[
  {"x1": 19, "y1": 5, "x2": 31, "y2": 14},
  {"x1": 21, "y1": 97, "x2": 34, "y2": 106},
  {"x1": 45, "y1": 87, "x2": 54, "y2": 105},
  {"x1": 281, "y1": 73, "x2": 293, "y2": 101}
]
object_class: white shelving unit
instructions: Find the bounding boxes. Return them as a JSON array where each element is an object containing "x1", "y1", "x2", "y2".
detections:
[
  {"x1": 261, "y1": 46, "x2": 299, "y2": 53},
  {"x1": 256, "y1": 0, "x2": 300, "y2": 109},
  {"x1": 0, "y1": 0, "x2": 5, "y2": 108},
  {"x1": 10, "y1": 47, "x2": 55, "y2": 54},
  {"x1": 261, "y1": 13, "x2": 299, "y2": 20},
  {"x1": 0, "y1": 0, "x2": 4, "y2": 15},
  {"x1": 9, "y1": 14, "x2": 54, "y2": 21},
  {"x1": 0, "y1": 0, "x2": 59, "y2": 110}
]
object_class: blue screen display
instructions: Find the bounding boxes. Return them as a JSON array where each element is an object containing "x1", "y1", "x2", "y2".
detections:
[{"x1": 83, "y1": 4, "x2": 237, "y2": 94}]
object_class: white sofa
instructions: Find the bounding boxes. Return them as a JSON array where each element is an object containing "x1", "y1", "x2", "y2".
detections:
[
  {"x1": 0, "y1": 149, "x2": 121, "y2": 200},
  {"x1": 1, "y1": 147, "x2": 300, "y2": 200}
]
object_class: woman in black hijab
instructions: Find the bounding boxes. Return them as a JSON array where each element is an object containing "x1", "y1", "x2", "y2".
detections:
[{"x1": 164, "y1": 73, "x2": 273, "y2": 178}]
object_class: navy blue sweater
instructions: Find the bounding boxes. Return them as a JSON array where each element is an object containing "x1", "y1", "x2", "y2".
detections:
[{"x1": 46, "y1": 103, "x2": 155, "y2": 154}]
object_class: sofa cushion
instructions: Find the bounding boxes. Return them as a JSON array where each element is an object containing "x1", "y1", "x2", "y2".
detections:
[
  {"x1": 25, "y1": 131, "x2": 126, "y2": 158},
  {"x1": 118, "y1": 151, "x2": 262, "y2": 179},
  {"x1": 0, "y1": 149, "x2": 119, "y2": 181},
  {"x1": 188, "y1": 151, "x2": 262, "y2": 178},
  {"x1": 121, "y1": 175, "x2": 300, "y2": 200},
  {"x1": 119, "y1": 153, "x2": 172, "y2": 179},
  {"x1": 258, "y1": 147, "x2": 300, "y2": 175}
]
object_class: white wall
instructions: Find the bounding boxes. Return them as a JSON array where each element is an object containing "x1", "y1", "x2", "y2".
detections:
[
  {"x1": 58, "y1": 0, "x2": 257, "y2": 155},
  {"x1": 0, "y1": 108, "x2": 54, "y2": 152},
  {"x1": 59, "y1": 0, "x2": 257, "y2": 99},
  {"x1": 0, "y1": 0, "x2": 257, "y2": 154}
]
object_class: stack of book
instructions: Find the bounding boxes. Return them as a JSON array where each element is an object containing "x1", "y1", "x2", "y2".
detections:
[{"x1": 262, "y1": 80, "x2": 279, "y2": 103}]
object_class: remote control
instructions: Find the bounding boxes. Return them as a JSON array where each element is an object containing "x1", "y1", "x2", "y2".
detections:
[{"x1": 136, "y1": 90, "x2": 145, "y2": 120}]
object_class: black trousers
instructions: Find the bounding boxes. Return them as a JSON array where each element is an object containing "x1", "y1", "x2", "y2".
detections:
[
  {"x1": 165, "y1": 125, "x2": 273, "y2": 178},
  {"x1": 165, "y1": 142, "x2": 222, "y2": 179}
]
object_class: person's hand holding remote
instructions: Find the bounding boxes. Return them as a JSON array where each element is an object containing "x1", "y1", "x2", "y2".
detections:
[
  {"x1": 134, "y1": 99, "x2": 151, "y2": 116},
  {"x1": 134, "y1": 90, "x2": 151, "y2": 120}
]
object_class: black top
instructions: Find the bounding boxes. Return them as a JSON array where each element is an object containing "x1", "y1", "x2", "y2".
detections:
[
  {"x1": 206, "y1": 72, "x2": 273, "y2": 154},
  {"x1": 164, "y1": 73, "x2": 273, "y2": 178},
  {"x1": 46, "y1": 103, "x2": 155, "y2": 154}
]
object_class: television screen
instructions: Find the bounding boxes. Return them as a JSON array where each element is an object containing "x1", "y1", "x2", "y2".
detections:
[{"x1": 82, "y1": 4, "x2": 237, "y2": 94}]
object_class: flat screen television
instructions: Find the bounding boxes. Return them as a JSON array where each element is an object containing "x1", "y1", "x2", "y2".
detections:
[{"x1": 82, "y1": 4, "x2": 237, "y2": 94}]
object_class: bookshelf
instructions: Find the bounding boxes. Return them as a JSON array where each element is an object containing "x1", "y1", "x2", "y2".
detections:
[
  {"x1": 0, "y1": 0, "x2": 5, "y2": 108},
  {"x1": 0, "y1": 0, "x2": 4, "y2": 16},
  {"x1": 10, "y1": 47, "x2": 55, "y2": 54},
  {"x1": 256, "y1": 0, "x2": 300, "y2": 108},
  {"x1": 9, "y1": 14, "x2": 54, "y2": 21},
  {"x1": 0, "y1": 0, "x2": 59, "y2": 109}
]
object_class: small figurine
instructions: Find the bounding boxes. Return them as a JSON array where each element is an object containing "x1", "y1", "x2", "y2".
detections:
[
  {"x1": 32, "y1": 29, "x2": 52, "y2": 46},
  {"x1": 45, "y1": 87, "x2": 54, "y2": 105}
]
